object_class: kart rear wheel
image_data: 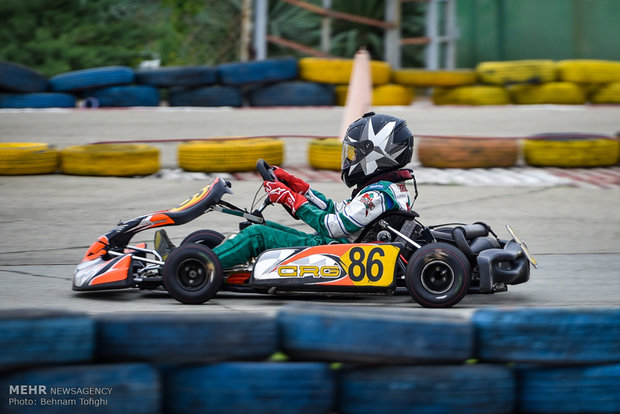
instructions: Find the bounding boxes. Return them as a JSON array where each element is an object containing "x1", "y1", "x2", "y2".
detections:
[
  {"x1": 163, "y1": 244, "x2": 222, "y2": 304},
  {"x1": 405, "y1": 242, "x2": 471, "y2": 308},
  {"x1": 181, "y1": 229, "x2": 225, "y2": 248}
]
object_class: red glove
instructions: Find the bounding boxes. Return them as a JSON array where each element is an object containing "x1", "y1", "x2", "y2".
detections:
[
  {"x1": 273, "y1": 166, "x2": 310, "y2": 194},
  {"x1": 264, "y1": 181, "x2": 308, "y2": 215}
]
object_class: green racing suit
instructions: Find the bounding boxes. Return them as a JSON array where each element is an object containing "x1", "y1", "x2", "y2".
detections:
[{"x1": 212, "y1": 179, "x2": 413, "y2": 269}]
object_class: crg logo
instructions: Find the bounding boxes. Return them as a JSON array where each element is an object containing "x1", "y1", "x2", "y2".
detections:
[{"x1": 277, "y1": 265, "x2": 340, "y2": 278}]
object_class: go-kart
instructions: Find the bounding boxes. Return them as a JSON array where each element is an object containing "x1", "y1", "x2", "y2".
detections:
[{"x1": 73, "y1": 159, "x2": 536, "y2": 308}]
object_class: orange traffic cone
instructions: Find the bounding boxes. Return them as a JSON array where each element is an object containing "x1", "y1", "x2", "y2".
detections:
[{"x1": 339, "y1": 48, "x2": 372, "y2": 140}]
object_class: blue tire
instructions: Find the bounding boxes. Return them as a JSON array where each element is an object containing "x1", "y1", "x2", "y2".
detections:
[
  {"x1": 473, "y1": 308, "x2": 620, "y2": 364},
  {"x1": 249, "y1": 81, "x2": 334, "y2": 106},
  {"x1": 168, "y1": 85, "x2": 243, "y2": 107},
  {"x1": 164, "y1": 362, "x2": 334, "y2": 414},
  {"x1": 339, "y1": 364, "x2": 515, "y2": 414},
  {"x1": 96, "y1": 313, "x2": 277, "y2": 363},
  {"x1": 136, "y1": 66, "x2": 217, "y2": 87},
  {"x1": 217, "y1": 57, "x2": 298, "y2": 85},
  {"x1": 84, "y1": 86, "x2": 159, "y2": 107},
  {"x1": 277, "y1": 304, "x2": 474, "y2": 363},
  {"x1": 0, "y1": 93, "x2": 76, "y2": 108},
  {"x1": 0, "y1": 363, "x2": 160, "y2": 414},
  {"x1": 0, "y1": 61, "x2": 48, "y2": 93},
  {"x1": 0, "y1": 310, "x2": 94, "y2": 369},
  {"x1": 49, "y1": 66, "x2": 134, "y2": 92},
  {"x1": 517, "y1": 363, "x2": 620, "y2": 413}
]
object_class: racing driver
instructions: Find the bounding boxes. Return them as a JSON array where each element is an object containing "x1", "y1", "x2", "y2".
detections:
[{"x1": 211, "y1": 112, "x2": 417, "y2": 268}]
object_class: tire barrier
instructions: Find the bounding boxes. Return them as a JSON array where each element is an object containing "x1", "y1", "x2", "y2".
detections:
[
  {"x1": 164, "y1": 362, "x2": 334, "y2": 414},
  {"x1": 516, "y1": 364, "x2": 620, "y2": 414},
  {"x1": 60, "y1": 144, "x2": 160, "y2": 176},
  {"x1": 277, "y1": 304, "x2": 473, "y2": 363},
  {"x1": 417, "y1": 137, "x2": 518, "y2": 169},
  {"x1": 248, "y1": 81, "x2": 334, "y2": 107},
  {"x1": 523, "y1": 133, "x2": 619, "y2": 168},
  {"x1": 508, "y1": 82, "x2": 586, "y2": 105},
  {"x1": 392, "y1": 68, "x2": 477, "y2": 87},
  {"x1": 84, "y1": 86, "x2": 159, "y2": 107},
  {"x1": 135, "y1": 66, "x2": 217, "y2": 87},
  {"x1": 307, "y1": 138, "x2": 341, "y2": 170},
  {"x1": 0, "y1": 61, "x2": 48, "y2": 93},
  {"x1": 338, "y1": 365, "x2": 515, "y2": 414},
  {"x1": 96, "y1": 313, "x2": 278, "y2": 363},
  {"x1": 217, "y1": 57, "x2": 298, "y2": 86},
  {"x1": 168, "y1": 85, "x2": 243, "y2": 107},
  {"x1": 0, "y1": 363, "x2": 160, "y2": 414},
  {"x1": 473, "y1": 308, "x2": 620, "y2": 364},
  {"x1": 298, "y1": 57, "x2": 391, "y2": 85},
  {"x1": 178, "y1": 138, "x2": 284, "y2": 172},
  {"x1": 556, "y1": 59, "x2": 620, "y2": 84},
  {"x1": 0, "y1": 143, "x2": 59, "y2": 175},
  {"x1": 336, "y1": 84, "x2": 414, "y2": 106},
  {"x1": 0, "y1": 93, "x2": 76, "y2": 108},
  {"x1": 0, "y1": 310, "x2": 94, "y2": 369},
  {"x1": 432, "y1": 85, "x2": 510, "y2": 105},
  {"x1": 1, "y1": 307, "x2": 619, "y2": 413},
  {"x1": 49, "y1": 66, "x2": 135, "y2": 92},
  {"x1": 589, "y1": 81, "x2": 620, "y2": 104},
  {"x1": 476, "y1": 60, "x2": 556, "y2": 85}
]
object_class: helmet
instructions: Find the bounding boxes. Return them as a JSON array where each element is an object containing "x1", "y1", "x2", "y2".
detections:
[{"x1": 341, "y1": 112, "x2": 414, "y2": 187}]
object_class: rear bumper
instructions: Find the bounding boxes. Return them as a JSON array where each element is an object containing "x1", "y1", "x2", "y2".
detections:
[{"x1": 477, "y1": 240, "x2": 530, "y2": 293}]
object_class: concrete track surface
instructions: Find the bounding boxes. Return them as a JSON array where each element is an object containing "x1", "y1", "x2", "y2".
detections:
[{"x1": 1, "y1": 104, "x2": 619, "y2": 313}]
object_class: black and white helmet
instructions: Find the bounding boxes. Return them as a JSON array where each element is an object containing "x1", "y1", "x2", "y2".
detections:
[{"x1": 341, "y1": 112, "x2": 414, "y2": 187}]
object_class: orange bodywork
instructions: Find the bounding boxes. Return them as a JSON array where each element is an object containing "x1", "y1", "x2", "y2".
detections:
[
  {"x1": 83, "y1": 236, "x2": 109, "y2": 261},
  {"x1": 90, "y1": 255, "x2": 132, "y2": 285}
]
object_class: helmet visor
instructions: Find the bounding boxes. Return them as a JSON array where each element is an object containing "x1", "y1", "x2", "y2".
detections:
[{"x1": 341, "y1": 139, "x2": 358, "y2": 169}]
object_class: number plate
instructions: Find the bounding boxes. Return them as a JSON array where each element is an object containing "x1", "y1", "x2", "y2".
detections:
[{"x1": 506, "y1": 225, "x2": 538, "y2": 268}]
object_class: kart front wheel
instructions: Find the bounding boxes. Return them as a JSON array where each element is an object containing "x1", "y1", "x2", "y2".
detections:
[
  {"x1": 163, "y1": 244, "x2": 222, "y2": 304},
  {"x1": 405, "y1": 242, "x2": 471, "y2": 308},
  {"x1": 181, "y1": 229, "x2": 225, "y2": 248}
]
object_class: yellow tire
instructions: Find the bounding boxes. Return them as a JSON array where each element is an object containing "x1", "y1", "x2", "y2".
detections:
[
  {"x1": 417, "y1": 137, "x2": 518, "y2": 169},
  {"x1": 589, "y1": 82, "x2": 620, "y2": 104},
  {"x1": 307, "y1": 138, "x2": 341, "y2": 170},
  {"x1": 178, "y1": 138, "x2": 284, "y2": 172},
  {"x1": 476, "y1": 60, "x2": 556, "y2": 85},
  {"x1": 392, "y1": 69, "x2": 477, "y2": 87},
  {"x1": 556, "y1": 60, "x2": 620, "y2": 84},
  {"x1": 298, "y1": 57, "x2": 391, "y2": 85},
  {"x1": 508, "y1": 82, "x2": 586, "y2": 105},
  {"x1": 432, "y1": 86, "x2": 510, "y2": 105},
  {"x1": 523, "y1": 134, "x2": 620, "y2": 167},
  {"x1": 0, "y1": 142, "x2": 58, "y2": 175},
  {"x1": 60, "y1": 144, "x2": 160, "y2": 176},
  {"x1": 335, "y1": 84, "x2": 414, "y2": 106}
]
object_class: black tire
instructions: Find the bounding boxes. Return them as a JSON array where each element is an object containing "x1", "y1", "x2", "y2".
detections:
[
  {"x1": 338, "y1": 364, "x2": 515, "y2": 414},
  {"x1": 136, "y1": 65, "x2": 217, "y2": 87},
  {"x1": 85, "y1": 85, "x2": 159, "y2": 107},
  {"x1": 164, "y1": 362, "x2": 334, "y2": 414},
  {"x1": 0, "y1": 61, "x2": 48, "y2": 93},
  {"x1": 96, "y1": 314, "x2": 278, "y2": 363},
  {"x1": 217, "y1": 57, "x2": 298, "y2": 86},
  {"x1": 0, "y1": 92, "x2": 76, "y2": 108},
  {"x1": 405, "y1": 242, "x2": 471, "y2": 308},
  {"x1": 248, "y1": 81, "x2": 335, "y2": 106},
  {"x1": 278, "y1": 304, "x2": 474, "y2": 363},
  {"x1": 0, "y1": 310, "x2": 94, "y2": 369},
  {"x1": 49, "y1": 66, "x2": 134, "y2": 92},
  {"x1": 181, "y1": 229, "x2": 225, "y2": 248},
  {"x1": 162, "y1": 244, "x2": 222, "y2": 304},
  {"x1": 168, "y1": 85, "x2": 243, "y2": 107}
]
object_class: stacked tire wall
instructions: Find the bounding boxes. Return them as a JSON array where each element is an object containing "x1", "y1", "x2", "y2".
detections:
[
  {"x1": 1, "y1": 306, "x2": 619, "y2": 413},
  {"x1": 4, "y1": 58, "x2": 620, "y2": 108}
]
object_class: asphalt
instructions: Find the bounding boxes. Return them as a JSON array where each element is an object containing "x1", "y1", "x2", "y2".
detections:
[{"x1": 1, "y1": 104, "x2": 619, "y2": 313}]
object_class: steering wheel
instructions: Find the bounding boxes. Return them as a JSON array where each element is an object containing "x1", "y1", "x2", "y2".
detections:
[{"x1": 256, "y1": 159, "x2": 277, "y2": 182}]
